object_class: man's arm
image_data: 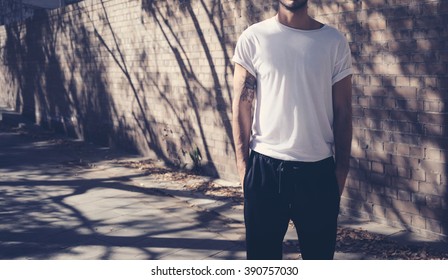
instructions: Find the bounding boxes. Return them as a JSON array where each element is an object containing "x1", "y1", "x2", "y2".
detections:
[
  {"x1": 232, "y1": 63, "x2": 256, "y2": 187},
  {"x1": 332, "y1": 75, "x2": 353, "y2": 196}
]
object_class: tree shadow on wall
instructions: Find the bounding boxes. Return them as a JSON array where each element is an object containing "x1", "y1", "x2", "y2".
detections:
[
  {"x1": 2, "y1": 1, "x2": 179, "y2": 165},
  {"x1": 140, "y1": 0, "x2": 228, "y2": 176},
  {"x1": 313, "y1": 0, "x2": 448, "y2": 239},
  {"x1": 4, "y1": 22, "x2": 37, "y2": 122},
  {"x1": 140, "y1": 0, "x2": 277, "y2": 176},
  {"x1": 76, "y1": 0, "x2": 173, "y2": 162},
  {"x1": 3, "y1": 0, "x2": 280, "y2": 177},
  {"x1": 3, "y1": 8, "x2": 115, "y2": 146}
]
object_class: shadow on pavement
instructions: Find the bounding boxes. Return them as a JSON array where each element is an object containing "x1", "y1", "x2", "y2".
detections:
[{"x1": 0, "y1": 115, "x2": 244, "y2": 260}]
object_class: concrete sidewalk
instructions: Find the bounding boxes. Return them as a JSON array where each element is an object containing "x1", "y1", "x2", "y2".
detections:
[{"x1": 0, "y1": 110, "x2": 437, "y2": 260}]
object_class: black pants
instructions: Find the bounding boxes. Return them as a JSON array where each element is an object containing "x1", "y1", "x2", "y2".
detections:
[{"x1": 243, "y1": 151, "x2": 340, "y2": 260}]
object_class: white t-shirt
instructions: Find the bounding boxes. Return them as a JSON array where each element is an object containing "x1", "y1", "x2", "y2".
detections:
[{"x1": 232, "y1": 16, "x2": 352, "y2": 162}]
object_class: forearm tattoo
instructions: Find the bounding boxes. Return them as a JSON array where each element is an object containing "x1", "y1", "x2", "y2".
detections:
[{"x1": 240, "y1": 75, "x2": 257, "y2": 103}]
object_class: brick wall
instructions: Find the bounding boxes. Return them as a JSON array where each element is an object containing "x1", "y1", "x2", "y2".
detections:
[
  {"x1": 0, "y1": 0, "x2": 447, "y2": 240},
  {"x1": 311, "y1": 0, "x2": 448, "y2": 240}
]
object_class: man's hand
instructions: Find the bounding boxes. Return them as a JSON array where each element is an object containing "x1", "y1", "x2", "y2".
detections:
[
  {"x1": 335, "y1": 167, "x2": 348, "y2": 196},
  {"x1": 237, "y1": 162, "x2": 247, "y2": 189}
]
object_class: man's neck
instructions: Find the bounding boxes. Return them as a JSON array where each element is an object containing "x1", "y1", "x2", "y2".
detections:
[{"x1": 277, "y1": 6, "x2": 319, "y2": 30}]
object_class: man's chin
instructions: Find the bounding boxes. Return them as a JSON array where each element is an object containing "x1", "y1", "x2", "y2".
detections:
[{"x1": 280, "y1": 0, "x2": 308, "y2": 11}]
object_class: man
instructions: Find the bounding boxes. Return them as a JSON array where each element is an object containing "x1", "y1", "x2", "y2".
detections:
[{"x1": 232, "y1": 0, "x2": 352, "y2": 260}]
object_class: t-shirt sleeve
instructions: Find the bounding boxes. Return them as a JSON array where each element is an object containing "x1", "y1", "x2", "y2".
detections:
[
  {"x1": 332, "y1": 36, "x2": 353, "y2": 85},
  {"x1": 232, "y1": 32, "x2": 257, "y2": 77}
]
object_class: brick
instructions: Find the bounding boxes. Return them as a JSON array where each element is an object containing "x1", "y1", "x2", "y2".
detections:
[
  {"x1": 425, "y1": 77, "x2": 438, "y2": 88},
  {"x1": 358, "y1": 139, "x2": 370, "y2": 151},
  {"x1": 340, "y1": 197, "x2": 363, "y2": 211},
  {"x1": 369, "y1": 18, "x2": 388, "y2": 30},
  {"x1": 411, "y1": 215, "x2": 427, "y2": 230},
  {"x1": 369, "y1": 96, "x2": 383, "y2": 107},
  {"x1": 411, "y1": 193, "x2": 427, "y2": 206},
  {"x1": 423, "y1": 100, "x2": 441, "y2": 113},
  {"x1": 394, "y1": 87, "x2": 418, "y2": 98},
  {"x1": 420, "y1": 206, "x2": 444, "y2": 221},
  {"x1": 425, "y1": 172, "x2": 441, "y2": 185},
  {"x1": 388, "y1": 41, "x2": 416, "y2": 53},
  {"x1": 371, "y1": 183, "x2": 386, "y2": 195},
  {"x1": 415, "y1": 63, "x2": 445, "y2": 76},
  {"x1": 395, "y1": 99, "x2": 418, "y2": 111},
  {"x1": 411, "y1": 169, "x2": 426, "y2": 182},
  {"x1": 345, "y1": 187, "x2": 365, "y2": 201},
  {"x1": 378, "y1": 61, "x2": 415, "y2": 75},
  {"x1": 366, "y1": 150, "x2": 391, "y2": 162},
  {"x1": 370, "y1": 172, "x2": 390, "y2": 186},
  {"x1": 396, "y1": 53, "x2": 413, "y2": 63},
  {"x1": 425, "y1": 218, "x2": 442, "y2": 234},
  {"x1": 371, "y1": 161, "x2": 384, "y2": 173},
  {"x1": 414, "y1": 16, "x2": 445, "y2": 29},
  {"x1": 349, "y1": 158, "x2": 359, "y2": 168},
  {"x1": 370, "y1": 140, "x2": 384, "y2": 152},
  {"x1": 395, "y1": 76, "x2": 410, "y2": 86},
  {"x1": 409, "y1": 146, "x2": 424, "y2": 158},
  {"x1": 385, "y1": 207, "x2": 413, "y2": 225},
  {"x1": 384, "y1": 164, "x2": 398, "y2": 176},
  {"x1": 390, "y1": 133, "x2": 420, "y2": 146},
  {"x1": 353, "y1": 125, "x2": 366, "y2": 138},
  {"x1": 352, "y1": 107, "x2": 364, "y2": 117},
  {"x1": 363, "y1": 86, "x2": 387, "y2": 96},
  {"x1": 353, "y1": 76, "x2": 368, "y2": 87},
  {"x1": 372, "y1": 205, "x2": 387, "y2": 218},
  {"x1": 387, "y1": 18, "x2": 413, "y2": 29},
  {"x1": 349, "y1": 168, "x2": 367, "y2": 181},
  {"x1": 419, "y1": 160, "x2": 446, "y2": 174},
  {"x1": 365, "y1": 130, "x2": 390, "y2": 142},
  {"x1": 398, "y1": 190, "x2": 411, "y2": 201},
  {"x1": 353, "y1": 85, "x2": 365, "y2": 96},
  {"x1": 358, "y1": 96, "x2": 369, "y2": 107},
  {"x1": 438, "y1": 77, "x2": 448, "y2": 89},
  {"x1": 363, "y1": 0, "x2": 387, "y2": 8},
  {"x1": 346, "y1": 178, "x2": 360, "y2": 190},
  {"x1": 397, "y1": 167, "x2": 411, "y2": 179},
  {"x1": 360, "y1": 182, "x2": 373, "y2": 193},
  {"x1": 396, "y1": 143, "x2": 410, "y2": 156},
  {"x1": 426, "y1": 195, "x2": 442, "y2": 209},
  {"x1": 418, "y1": 181, "x2": 444, "y2": 196},
  {"x1": 383, "y1": 97, "x2": 395, "y2": 108},
  {"x1": 366, "y1": 192, "x2": 392, "y2": 206},
  {"x1": 442, "y1": 224, "x2": 448, "y2": 236},
  {"x1": 369, "y1": 118, "x2": 382, "y2": 130},
  {"x1": 418, "y1": 113, "x2": 448, "y2": 124},
  {"x1": 359, "y1": 159, "x2": 371, "y2": 171},
  {"x1": 416, "y1": 39, "x2": 441, "y2": 51},
  {"x1": 383, "y1": 142, "x2": 396, "y2": 153},
  {"x1": 384, "y1": 187, "x2": 397, "y2": 199},
  {"x1": 410, "y1": 52, "x2": 426, "y2": 63},
  {"x1": 441, "y1": 174, "x2": 448, "y2": 186},
  {"x1": 392, "y1": 200, "x2": 420, "y2": 215},
  {"x1": 390, "y1": 177, "x2": 419, "y2": 192}
]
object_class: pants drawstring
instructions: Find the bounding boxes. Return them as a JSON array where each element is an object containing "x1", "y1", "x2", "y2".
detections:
[
  {"x1": 277, "y1": 162, "x2": 302, "y2": 194},
  {"x1": 277, "y1": 161, "x2": 284, "y2": 194}
]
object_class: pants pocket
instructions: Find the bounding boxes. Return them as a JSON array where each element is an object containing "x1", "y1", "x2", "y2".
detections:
[
  {"x1": 243, "y1": 151, "x2": 255, "y2": 195},
  {"x1": 244, "y1": 152, "x2": 282, "y2": 198}
]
